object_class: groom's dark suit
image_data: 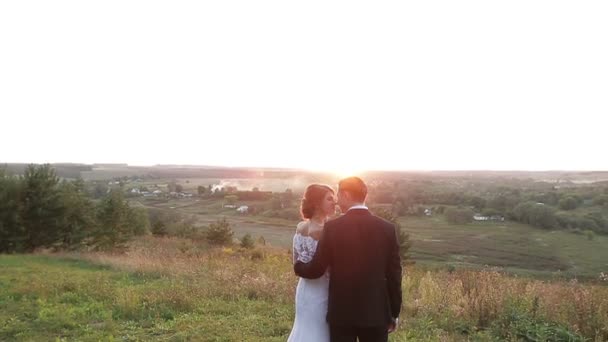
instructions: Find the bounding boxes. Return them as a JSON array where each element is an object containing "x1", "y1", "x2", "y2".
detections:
[{"x1": 294, "y1": 208, "x2": 402, "y2": 342}]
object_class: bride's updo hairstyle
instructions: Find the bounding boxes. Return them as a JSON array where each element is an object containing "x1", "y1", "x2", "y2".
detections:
[{"x1": 300, "y1": 184, "x2": 334, "y2": 219}]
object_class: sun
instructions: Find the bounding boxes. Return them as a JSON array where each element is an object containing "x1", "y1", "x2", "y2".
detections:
[
  {"x1": 302, "y1": 164, "x2": 364, "y2": 179},
  {"x1": 332, "y1": 167, "x2": 364, "y2": 179}
]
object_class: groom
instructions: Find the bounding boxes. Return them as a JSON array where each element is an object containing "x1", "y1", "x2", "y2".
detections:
[{"x1": 294, "y1": 177, "x2": 402, "y2": 342}]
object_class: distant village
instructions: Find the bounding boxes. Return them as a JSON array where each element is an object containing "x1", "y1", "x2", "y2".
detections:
[{"x1": 117, "y1": 179, "x2": 275, "y2": 215}]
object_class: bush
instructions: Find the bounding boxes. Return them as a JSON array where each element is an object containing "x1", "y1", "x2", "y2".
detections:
[
  {"x1": 148, "y1": 209, "x2": 200, "y2": 239},
  {"x1": 492, "y1": 305, "x2": 586, "y2": 342},
  {"x1": 151, "y1": 221, "x2": 168, "y2": 236},
  {"x1": 93, "y1": 190, "x2": 145, "y2": 251},
  {"x1": 240, "y1": 233, "x2": 255, "y2": 249},
  {"x1": 513, "y1": 202, "x2": 557, "y2": 230},
  {"x1": 250, "y1": 249, "x2": 265, "y2": 260},
  {"x1": 206, "y1": 218, "x2": 234, "y2": 246},
  {"x1": 481, "y1": 208, "x2": 502, "y2": 217},
  {"x1": 445, "y1": 207, "x2": 474, "y2": 225},
  {"x1": 257, "y1": 236, "x2": 266, "y2": 246},
  {"x1": 375, "y1": 209, "x2": 414, "y2": 265},
  {"x1": 584, "y1": 230, "x2": 595, "y2": 241},
  {"x1": 558, "y1": 197, "x2": 578, "y2": 210}
]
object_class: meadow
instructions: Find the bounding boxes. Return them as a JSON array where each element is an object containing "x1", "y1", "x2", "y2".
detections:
[
  {"x1": 136, "y1": 195, "x2": 608, "y2": 280},
  {"x1": 1, "y1": 236, "x2": 607, "y2": 341}
]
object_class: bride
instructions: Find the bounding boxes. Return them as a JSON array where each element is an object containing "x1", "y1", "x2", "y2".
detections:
[{"x1": 287, "y1": 184, "x2": 336, "y2": 342}]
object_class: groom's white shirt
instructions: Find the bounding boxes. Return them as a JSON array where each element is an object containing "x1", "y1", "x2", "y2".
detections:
[{"x1": 347, "y1": 204, "x2": 368, "y2": 211}]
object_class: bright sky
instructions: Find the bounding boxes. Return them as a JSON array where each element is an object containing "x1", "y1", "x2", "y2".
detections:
[{"x1": 1, "y1": 1, "x2": 607, "y2": 173}]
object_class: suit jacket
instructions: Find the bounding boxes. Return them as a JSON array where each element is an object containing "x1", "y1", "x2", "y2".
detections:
[{"x1": 294, "y1": 208, "x2": 402, "y2": 327}]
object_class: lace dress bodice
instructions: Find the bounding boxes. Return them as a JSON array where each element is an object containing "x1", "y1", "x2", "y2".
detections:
[{"x1": 293, "y1": 233, "x2": 319, "y2": 264}]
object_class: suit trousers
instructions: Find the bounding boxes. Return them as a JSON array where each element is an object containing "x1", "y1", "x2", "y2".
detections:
[{"x1": 329, "y1": 325, "x2": 388, "y2": 342}]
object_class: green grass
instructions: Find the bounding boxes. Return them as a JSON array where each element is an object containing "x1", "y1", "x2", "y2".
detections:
[
  {"x1": 2, "y1": 244, "x2": 605, "y2": 341},
  {"x1": 0, "y1": 255, "x2": 294, "y2": 341},
  {"x1": 400, "y1": 215, "x2": 608, "y2": 279},
  {"x1": 0, "y1": 254, "x2": 477, "y2": 342}
]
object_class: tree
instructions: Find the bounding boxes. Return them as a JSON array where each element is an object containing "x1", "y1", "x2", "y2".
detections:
[
  {"x1": 197, "y1": 185, "x2": 207, "y2": 196},
  {"x1": 559, "y1": 197, "x2": 578, "y2": 210},
  {"x1": 151, "y1": 220, "x2": 168, "y2": 236},
  {"x1": 375, "y1": 209, "x2": 414, "y2": 265},
  {"x1": 513, "y1": 201, "x2": 557, "y2": 230},
  {"x1": 240, "y1": 233, "x2": 255, "y2": 249},
  {"x1": 257, "y1": 236, "x2": 266, "y2": 245},
  {"x1": 92, "y1": 182, "x2": 108, "y2": 198},
  {"x1": 148, "y1": 208, "x2": 200, "y2": 239},
  {"x1": 468, "y1": 196, "x2": 487, "y2": 211},
  {"x1": 224, "y1": 195, "x2": 238, "y2": 205},
  {"x1": 56, "y1": 179, "x2": 96, "y2": 249},
  {"x1": 282, "y1": 189, "x2": 294, "y2": 207},
  {"x1": 481, "y1": 208, "x2": 502, "y2": 217},
  {"x1": 175, "y1": 184, "x2": 184, "y2": 193},
  {"x1": 128, "y1": 207, "x2": 150, "y2": 236},
  {"x1": 94, "y1": 189, "x2": 136, "y2": 250},
  {"x1": 206, "y1": 218, "x2": 234, "y2": 245},
  {"x1": 445, "y1": 207, "x2": 474, "y2": 225},
  {"x1": 20, "y1": 164, "x2": 65, "y2": 251},
  {"x1": 0, "y1": 169, "x2": 23, "y2": 252}
]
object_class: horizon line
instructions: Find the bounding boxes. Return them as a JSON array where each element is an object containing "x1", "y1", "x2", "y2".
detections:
[{"x1": 2, "y1": 161, "x2": 608, "y2": 173}]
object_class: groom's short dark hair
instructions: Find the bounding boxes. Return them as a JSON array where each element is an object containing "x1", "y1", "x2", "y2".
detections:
[{"x1": 338, "y1": 177, "x2": 367, "y2": 202}]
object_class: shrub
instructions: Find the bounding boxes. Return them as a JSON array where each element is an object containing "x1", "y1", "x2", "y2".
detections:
[
  {"x1": 206, "y1": 218, "x2": 234, "y2": 246},
  {"x1": 240, "y1": 233, "x2": 255, "y2": 249},
  {"x1": 445, "y1": 207, "x2": 474, "y2": 225}
]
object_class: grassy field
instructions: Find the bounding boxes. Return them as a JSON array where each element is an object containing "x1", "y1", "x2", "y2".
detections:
[
  {"x1": 400, "y1": 216, "x2": 608, "y2": 279},
  {"x1": 135, "y1": 197, "x2": 298, "y2": 248},
  {"x1": 1, "y1": 237, "x2": 607, "y2": 341},
  {"x1": 0, "y1": 249, "x2": 295, "y2": 341},
  {"x1": 135, "y1": 195, "x2": 608, "y2": 280}
]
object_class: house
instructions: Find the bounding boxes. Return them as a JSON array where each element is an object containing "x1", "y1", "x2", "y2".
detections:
[
  {"x1": 473, "y1": 214, "x2": 505, "y2": 222},
  {"x1": 237, "y1": 205, "x2": 249, "y2": 214},
  {"x1": 492, "y1": 215, "x2": 505, "y2": 222},
  {"x1": 473, "y1": 214, "x2": 489, "y2": 221}
]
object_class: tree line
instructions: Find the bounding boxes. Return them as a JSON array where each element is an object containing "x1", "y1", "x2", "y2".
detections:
[
  {"x1": 0, "y1": 165, "x2": 148, "y2": 253},
  {"x1": 367, "y1": 179, "x2": 608, "y2": 235}
]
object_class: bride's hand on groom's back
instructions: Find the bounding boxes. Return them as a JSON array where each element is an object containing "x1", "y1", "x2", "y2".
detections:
[{"x1": 387, "y1": 317, "x2": 399, "y2": 333}]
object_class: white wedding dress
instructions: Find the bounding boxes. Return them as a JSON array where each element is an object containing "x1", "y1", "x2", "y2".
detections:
[{"x1": 287, "y1": 224, "x2": 330, "y2": 342}]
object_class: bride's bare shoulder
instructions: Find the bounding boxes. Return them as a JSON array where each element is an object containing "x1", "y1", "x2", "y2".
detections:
[{"x1": 296, "y1": 221, "x2": 309, "y2": 235}]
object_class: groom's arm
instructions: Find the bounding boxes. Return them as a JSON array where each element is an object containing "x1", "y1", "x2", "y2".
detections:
[
  {"x1": 386, "y1": 223, "x2": 403, "y2": 320},
  {"x1": 293, "y1": 226, "x2": 330, "y2": 279}
]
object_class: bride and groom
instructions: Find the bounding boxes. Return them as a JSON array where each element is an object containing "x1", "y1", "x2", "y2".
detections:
[{"x1": 288, "y1": 177, "x2": 403, "y2": 342}]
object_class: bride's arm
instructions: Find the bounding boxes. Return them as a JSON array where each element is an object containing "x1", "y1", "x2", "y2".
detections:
[
  {"x1": 293, "y1": 226, "x2": 330, "y2": 279},
  {"x1": 292, "y1": 221, "x2": 309, "y2": 264}
]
